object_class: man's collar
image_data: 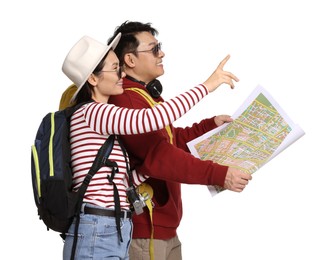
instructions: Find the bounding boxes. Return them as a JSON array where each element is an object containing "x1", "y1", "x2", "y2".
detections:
[
  {"x1": 125, "y1": 75, "x2": 146, "y2": 86},
  {"x1": 123, "y1": 77, "x2": 146, "y2": 90}
]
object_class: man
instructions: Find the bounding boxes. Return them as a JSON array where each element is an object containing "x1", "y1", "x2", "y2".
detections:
[{"x1": 105, "y1": 21, "x2": 252, "y2": 260}]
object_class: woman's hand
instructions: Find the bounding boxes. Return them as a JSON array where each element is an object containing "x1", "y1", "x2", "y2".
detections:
[{"x1": 203, "y1": 54, "x2": 239, "y2": 93}]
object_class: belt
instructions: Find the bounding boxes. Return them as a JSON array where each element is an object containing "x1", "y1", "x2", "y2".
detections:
[{"x1": 83, "y1": 206, "x2": 132, "y2": 219}]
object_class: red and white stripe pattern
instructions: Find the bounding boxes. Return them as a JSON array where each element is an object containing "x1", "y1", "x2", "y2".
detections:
[{"x1": 70, "y1": 84, "x2": 208, "y2": 210}]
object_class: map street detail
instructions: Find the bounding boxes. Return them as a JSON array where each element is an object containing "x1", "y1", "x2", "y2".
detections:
[{"x1": 187, "y1": 85, "x2": 305, "y2": 195}]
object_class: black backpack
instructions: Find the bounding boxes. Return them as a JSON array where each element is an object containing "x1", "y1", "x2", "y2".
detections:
[{"x1": 31, "y1": 102, "x2": 116, "y2": 259}]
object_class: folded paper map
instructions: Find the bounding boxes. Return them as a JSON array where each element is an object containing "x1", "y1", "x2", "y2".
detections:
[{"x1": 187, "y1": 85, "x2": 305, "y2": 196}]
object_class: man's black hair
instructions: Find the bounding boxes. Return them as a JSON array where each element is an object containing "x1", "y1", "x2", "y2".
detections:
[{"x1": 107, "y1": 21, "x2": 159, "y2": 66}]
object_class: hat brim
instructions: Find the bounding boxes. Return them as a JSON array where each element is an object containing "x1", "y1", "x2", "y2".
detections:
[{"x1": 70, "y1": 33, "x2": 122, "y2": 103}]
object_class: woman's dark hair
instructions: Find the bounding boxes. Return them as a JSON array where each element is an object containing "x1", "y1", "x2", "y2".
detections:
[
  {"x1": 74, "y1": 50, "x2": 111, "y2": 104},
  {"x1": 107, "y1": 21, "x2": 158, "y2": 66}
]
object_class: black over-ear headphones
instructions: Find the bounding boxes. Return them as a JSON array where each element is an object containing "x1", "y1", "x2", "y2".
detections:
[
  {"x1": 146, "y1": 79, "x2": 163, "y2": 98},
  {"x1": 126, "y1": 75, "x2": 163, "y2": 98}
]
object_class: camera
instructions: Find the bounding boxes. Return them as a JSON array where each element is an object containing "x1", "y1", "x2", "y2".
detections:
[{"x1": 126, "y1": 186, "x2": 149, "y2": 215}]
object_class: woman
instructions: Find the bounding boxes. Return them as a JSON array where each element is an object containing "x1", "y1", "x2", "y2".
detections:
[{"x1": 62, "y1": 33, "x2": 239, "y2": 259}]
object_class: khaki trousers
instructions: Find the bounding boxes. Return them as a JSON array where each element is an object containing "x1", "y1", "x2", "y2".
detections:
[{"x1": 129, "y1": 235, "x2": 182, "y2": 260}]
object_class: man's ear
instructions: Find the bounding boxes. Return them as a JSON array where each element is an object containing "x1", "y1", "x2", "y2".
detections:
[
  {"x1": 87, "y1": 74, "x2": 98, "y2": 86},
  {"x1": 124, "y1": 53, "x2": 135, "y2": 68}
]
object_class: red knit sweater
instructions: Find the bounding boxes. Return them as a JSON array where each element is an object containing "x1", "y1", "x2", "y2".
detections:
[{"x1": 108, "y1": 78, "x2": 229, "y2": 240}]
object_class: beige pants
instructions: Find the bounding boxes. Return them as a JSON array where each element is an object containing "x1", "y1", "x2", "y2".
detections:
[{"x1": 129, "y1": 235, "x2": 182, "y2": 260}]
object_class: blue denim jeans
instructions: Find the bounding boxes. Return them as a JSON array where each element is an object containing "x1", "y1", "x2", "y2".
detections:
[{"x1": 63, "y1": 204, "x2": 133, "y2": 260}]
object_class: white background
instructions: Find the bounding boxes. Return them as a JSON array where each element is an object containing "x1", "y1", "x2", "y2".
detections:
[{"x1": 1, "y1": 0, "x2": 330, "y2": 259}]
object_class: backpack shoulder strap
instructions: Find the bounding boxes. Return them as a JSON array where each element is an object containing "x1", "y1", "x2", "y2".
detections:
[
  {"x1": 76, "y1": 134, "x2": 116, "y2": 206},
  {"x1": 116, "y1": 135, "x2": 133, "y2": 186},
  {"x1": 126, "y1": 88, "x2": 173, "y2": 144},
  {"x1": 127, "y1": 87, "x2": 158, "y2": 107}
]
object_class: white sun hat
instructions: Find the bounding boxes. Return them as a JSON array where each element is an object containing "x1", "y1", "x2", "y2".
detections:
[{"x1": 62, "y1": 33, "x2": 121, "y2": 102}]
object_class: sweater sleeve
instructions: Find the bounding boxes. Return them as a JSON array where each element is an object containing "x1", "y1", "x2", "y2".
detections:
[
  {"x1": 83, "y1": 84, "x2": 209, "y2": 135},
  {"x1": 135, "y1": 135, "x2": 228, "y2": 187},
  {"x1": 173, "y1": 117, "x2": 218, "y2": 152}
]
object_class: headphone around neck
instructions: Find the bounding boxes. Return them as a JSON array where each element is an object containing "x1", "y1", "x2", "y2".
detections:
[{"x1": 126, "y1": 75, "x2": 163, "y2": 98}]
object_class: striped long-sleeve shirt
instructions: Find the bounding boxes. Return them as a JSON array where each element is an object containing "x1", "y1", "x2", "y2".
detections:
[{"x1": 70, "y1": 84, "x2": 208, "y2": 210}]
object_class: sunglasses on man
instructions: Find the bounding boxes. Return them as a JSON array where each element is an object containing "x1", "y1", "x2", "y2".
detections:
[{"x1": 137, "y1": 42, "x2": 162, "y2": 57}]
